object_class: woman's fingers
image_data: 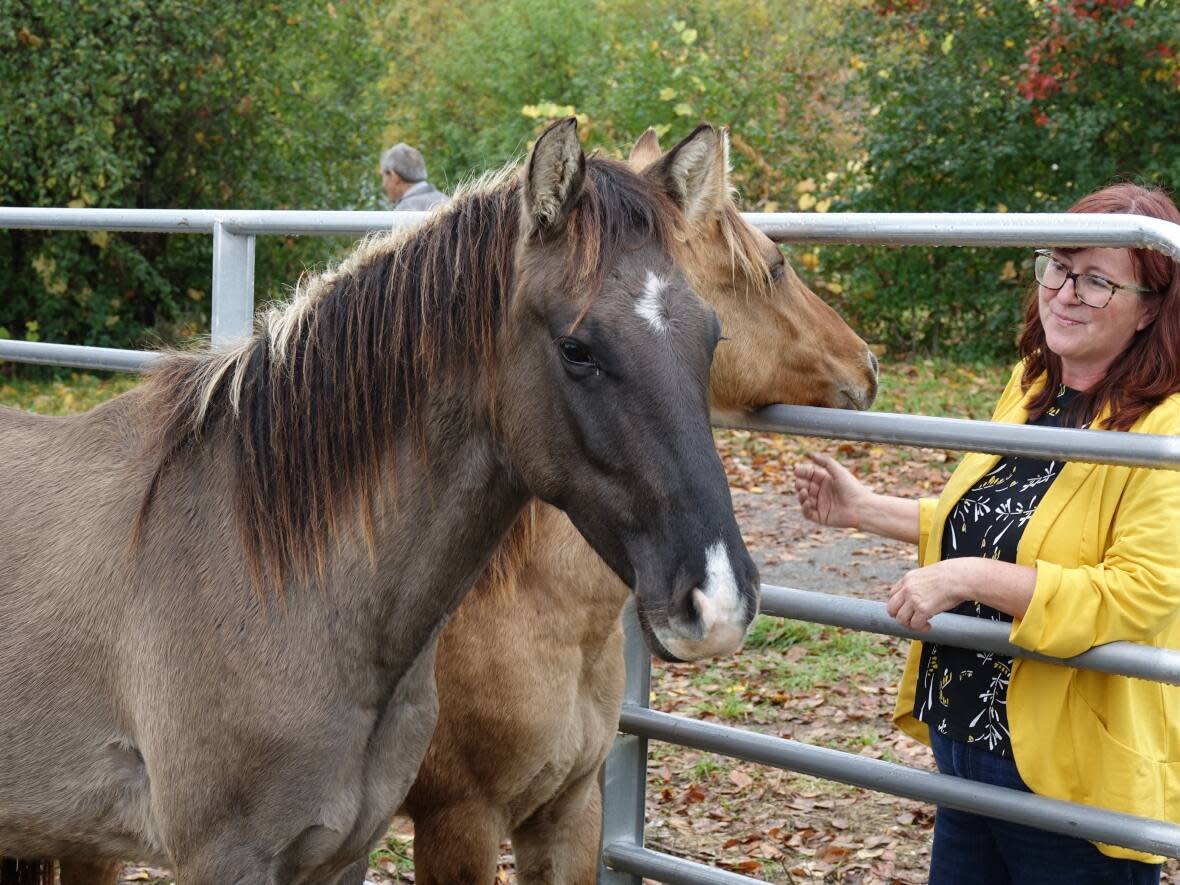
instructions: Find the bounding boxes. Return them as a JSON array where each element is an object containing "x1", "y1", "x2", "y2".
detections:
[
  {"x1": 810, "y1": 451, "x2": 849, "y2": 480},
  {"x1": 889, "y1": 570, "x2": 943, "y2": 633}
]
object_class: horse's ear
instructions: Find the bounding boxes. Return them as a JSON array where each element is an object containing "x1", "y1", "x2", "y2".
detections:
[
  {"x1": 645, "y1": 123, "x2": 728, "y2": 223},
  {"x1": 522, "y1": 117, "x2": 586, "y2": 237},
  {"x1": 628, "y1": 128, "x2": 663, "y2": 170}
]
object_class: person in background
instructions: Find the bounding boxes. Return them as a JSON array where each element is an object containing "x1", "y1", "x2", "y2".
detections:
[
  {"x1": 380, "y1": 142, "x2": 450, "y2": 211},
  {"x1": 794, "y1": 183, "x2": 1180, "y2": 884}
]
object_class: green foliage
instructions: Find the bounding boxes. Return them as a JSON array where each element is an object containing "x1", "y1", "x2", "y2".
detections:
[
  {"x1": 368, "y1": 834, "x2": 414, "y2": 877},
  {"x1": 0, "y1": 371, "x2": 140, "y2": 414},
  {"x1": 744, "y1": 615, "x2": 816, "y2": 652},
  {"x1": 823, "y1": 0, "x2": 1180, "y2": 359},
  {"x1": 380, "y1": 0, "x2": 846, "y2": 203},
  {"x1": 873, "y1": 358, "x2": 1007, "y2": 420},
  {"x1": 9, "y1": 0, "x2": 1177, "y2": 363},
  {"x1": 1, "y1": 1, "x2": 386, "y2": 350}
]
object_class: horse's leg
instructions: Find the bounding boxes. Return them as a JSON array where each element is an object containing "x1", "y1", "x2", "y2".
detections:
[
  {"x1": 511, "y1": 772, "x2": 602, "y2": 885},
  {"x1": 411, "y1": 804, "x2": 501, "y2": 885},
  {"x1": 59, "y1": 857, "x2": 121, "y2": 885}
]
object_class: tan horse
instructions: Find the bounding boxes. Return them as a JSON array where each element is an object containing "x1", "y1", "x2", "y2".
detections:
[
  {"x1": 396, "y1": 129, "x2": 878, "y2": 884},
  {"x1": 0, "y1": 121, "x2": 761, "y2": 885}
]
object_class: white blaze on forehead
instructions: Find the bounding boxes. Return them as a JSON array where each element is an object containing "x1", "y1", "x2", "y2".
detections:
[
  {"x1": 656, "y1": 539, "x2": 751, "y2": 660},
  {"x1": 635, "y1": 271, "x2": 670, "y2": 334}
]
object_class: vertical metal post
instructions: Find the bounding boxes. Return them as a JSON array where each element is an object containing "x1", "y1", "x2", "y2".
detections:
[
  {"x1": 598, "y1": 599, "x2": 651, "y2": 885},
  {"x1": 211, "y1": 220, "x2": 256, "y2": 348}
]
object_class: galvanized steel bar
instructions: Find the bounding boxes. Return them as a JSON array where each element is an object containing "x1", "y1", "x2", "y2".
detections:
[
  {"x1": 746, "y1": 212, "x2": 1180, "y2": 260},
  {"x1": 0, "y1": 207, "x2": 429, "y2": 236},
  {"x1": 0, "y1": 340, "x2": 159, "y2": 372},
  {"x1": 597, "y1": 601, "x2": 651, "y2": 885},
  {"x1": 620, "y1": 706, "x2": 1180, "y2": 860},
  {"x1": 210, "y1": 221, "x2": 256, "y2": 347},
  {"x1": 601, "y1": 843, "x2": 761, "y2": 885},
  {"x1": 713, "y1": 405, "x2": 1180, "y2": 470},
  {"x1": 0, "y1": 207, "x2": 222, "y2": 233},
  {"x1": 220, "y1": 210, "x2": 429, "y2": 236},
  {"x1": 760, "y1": 584, "x2": 1180, "y2": 686},
  {"x1": 3, "y1": 210, "x2": 1178, "y2": 257}
]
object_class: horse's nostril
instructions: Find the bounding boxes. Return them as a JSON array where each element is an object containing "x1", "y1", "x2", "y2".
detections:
[{"x1": 679, "y1": 587, "x2": 708, "y2": 639}]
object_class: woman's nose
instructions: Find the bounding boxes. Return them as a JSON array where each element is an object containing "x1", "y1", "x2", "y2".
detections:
[{"x1": 1055, "y1": 277, "x2": 1082, "y2": 304}]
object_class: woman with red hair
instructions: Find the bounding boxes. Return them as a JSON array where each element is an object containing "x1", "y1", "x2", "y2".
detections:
[{"x1": 795, "y1": 183, "x2": 1180, "y2": 884}]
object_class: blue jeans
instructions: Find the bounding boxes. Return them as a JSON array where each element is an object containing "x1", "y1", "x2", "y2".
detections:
[{"x1": 928, "y1": 730, "x2": 1161, "y2": 885}]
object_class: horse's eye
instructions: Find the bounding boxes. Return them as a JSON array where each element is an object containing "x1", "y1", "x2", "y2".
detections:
[
  {"x1": 771, "y1": 260, "x2": 786, "y2": 282},
  {"x1": 558, "y1": 337, "x2": 596, "y2": 369}
]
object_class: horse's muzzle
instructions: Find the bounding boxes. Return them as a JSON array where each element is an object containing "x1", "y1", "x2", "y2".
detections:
[{"x1": 645, "y1": 540, "x2": 759, "y2": 662}]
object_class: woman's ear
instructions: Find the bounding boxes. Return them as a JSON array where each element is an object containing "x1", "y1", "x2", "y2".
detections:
[{"x1": 1137, "y1": 297, "x2": 1162, "y2": 332}]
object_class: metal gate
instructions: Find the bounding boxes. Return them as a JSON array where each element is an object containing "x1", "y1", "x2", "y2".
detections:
[{"x1": 3, "y1": 207, "x2": 1179, "y2": 884}]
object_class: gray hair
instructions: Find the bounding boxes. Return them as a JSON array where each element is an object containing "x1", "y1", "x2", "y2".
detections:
[{"x1": 380, "y1": 143, "x2": 428, "y2": 182}]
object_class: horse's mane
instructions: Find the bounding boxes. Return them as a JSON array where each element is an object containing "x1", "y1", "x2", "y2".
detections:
[
  {"x1": 135, "y1": 156, "x2": 678, "y2": 589},
  {"x1": 706, "y1": 203, "x2": 776, "y2": 299}
]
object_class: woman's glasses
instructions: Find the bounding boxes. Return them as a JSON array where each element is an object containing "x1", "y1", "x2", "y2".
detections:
[{"x1": 1033, "y1": 250, "x2": 1152, "y2": 309}]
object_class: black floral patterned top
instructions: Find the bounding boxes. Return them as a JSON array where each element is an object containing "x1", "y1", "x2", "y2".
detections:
[{"x1": 914, "y1": 385, "x2": 1080, "y2": 757}]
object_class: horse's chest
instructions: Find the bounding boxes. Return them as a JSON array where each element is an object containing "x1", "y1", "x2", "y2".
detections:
[{"x1": 505, "y1": 663, "x2": 622, "y2": 822}]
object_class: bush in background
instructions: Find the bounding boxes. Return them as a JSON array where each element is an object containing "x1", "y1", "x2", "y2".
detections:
[
  {"x1": 379, "y1": 0, "x2": 848, "y2": 206},
  {"x1": 0, "y1": 1, "x2": 385, "y2": 351},
  {"x1": 5, "y1": 0, "x2": 1176, "y2": 364},
  {"x1": 815, "y1": 0, "x2": 1180, "y2": 360}
]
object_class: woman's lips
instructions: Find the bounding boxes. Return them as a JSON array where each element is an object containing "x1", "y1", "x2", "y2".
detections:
[{"x1": 1050, "y1": 311, "x2": 1085, "y2": 327}]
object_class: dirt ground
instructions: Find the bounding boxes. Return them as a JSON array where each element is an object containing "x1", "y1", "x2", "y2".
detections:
[{"x1": 113, "y1": 435, "x2": 1179, "y2": 884}]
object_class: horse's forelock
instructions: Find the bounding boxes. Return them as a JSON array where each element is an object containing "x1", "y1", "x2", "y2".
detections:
[{"x1": 559, "y1": 157, "x2": 684, "y2": 332}]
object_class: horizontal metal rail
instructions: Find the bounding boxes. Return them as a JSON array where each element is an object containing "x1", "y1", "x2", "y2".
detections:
[
  {"x1": 714, "y1": 405, "x2": 1180, "y2": 470},
  {"x1": 746, "y1": 211, "x2": 1180, "y2": 261},
  {"x1": 601, "y1": 843, "x2": 760, "y2": 885},
  {"x1": 5, "y1": 355, "x2": 1180, "y2": 475},
  {"x1": 4, "y1": 208, "x2": 1180, "y2": 374},
  {"x1": 761, "y1": 584, "x2": 1180, "y2": 686},
  {"x1": 617, "y1": 706, "x2": 1180, "y2": 861},
  {"x1": 0, "y1": 207, "x2": 429, "y2": 235},
  {"x1": 2, "y1": 208, "x2": 1179, "y2": 256},
  {"x1": 0, "y1": 340, "x2": 160, "y2": 373}
]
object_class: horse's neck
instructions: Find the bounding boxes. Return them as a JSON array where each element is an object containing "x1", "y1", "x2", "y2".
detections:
[{"x1": 361, "y1": 403, "x2": 529, "y2": 653}]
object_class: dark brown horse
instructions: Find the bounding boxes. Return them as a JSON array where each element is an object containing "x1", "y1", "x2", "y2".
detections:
[
  {"x1": 394, "y1": 129, "x2": 878, "y2": 884},
  {"x1": 0, "y1": 120, "x2": 758, "y2": 885}
]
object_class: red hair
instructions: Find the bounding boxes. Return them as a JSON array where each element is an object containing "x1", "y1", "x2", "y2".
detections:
[{"x1": 1018, "y1": 183, "x2": 1180, "y2": 431}]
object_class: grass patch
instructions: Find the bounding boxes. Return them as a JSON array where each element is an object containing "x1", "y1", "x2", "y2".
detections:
[
  {"x1": 0, "y1": 371, "x2": 141, "y2": 415},
  {"x1": 745, "y1": 615, "x2": 901, "y2": 693},
  {"x1": 692, "y1": 757, "x2": 724, "y2": 780},
  {"x1": 873, "y1": 357, "x2": 1007, "y2": 420},
  {"x1": 696, "y1": 684, "x2": 757, "y2": 722},
  {"x1": 369, "y1": 835, "x2": 414, "y2": 878},
  {"x1": 744, "y1": 615, "x2": 817, "y2": 652}
]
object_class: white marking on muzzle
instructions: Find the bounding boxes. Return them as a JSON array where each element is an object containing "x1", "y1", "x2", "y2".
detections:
[
  {"x1": 635, "y1": 271, "x2": 669, "y2": 334},
  {"x1": 657, "y1": 539, "x2": 750, "y2": 661}
]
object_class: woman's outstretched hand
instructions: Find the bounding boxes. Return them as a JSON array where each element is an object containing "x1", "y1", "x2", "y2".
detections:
[
  {"x1": 793, "y1": 452, "x2": 921, "y2": 544},
  {"x1": 793, "y1": 452, "x2": 870, "y2": 530}
]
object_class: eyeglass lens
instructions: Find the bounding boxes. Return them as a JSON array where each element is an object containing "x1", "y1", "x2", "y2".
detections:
[{"x1": 1035, "y1": 254, "x2": 1112, "y2": 306}]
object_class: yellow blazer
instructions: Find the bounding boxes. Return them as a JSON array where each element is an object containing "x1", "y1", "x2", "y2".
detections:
[{"x1": 894, "y1": 362, "x2": 1180, "y2": 863}]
